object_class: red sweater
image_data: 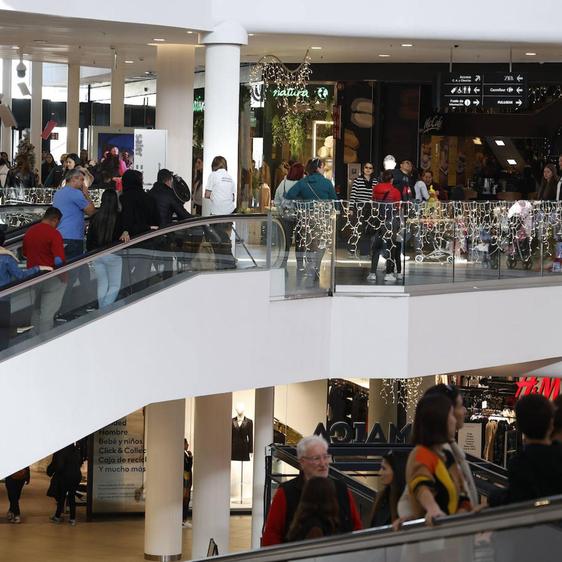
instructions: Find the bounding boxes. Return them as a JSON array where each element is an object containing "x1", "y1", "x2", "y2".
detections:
[
  {"x1": 261, "y1": 485, "x2": 362, "y2": 546},
  {"x1": 373, "y1": 182, "x2": 401, "y2": 203},
  {"x1": 23, "y1": 222, "x2": 65, "y2": 269}
]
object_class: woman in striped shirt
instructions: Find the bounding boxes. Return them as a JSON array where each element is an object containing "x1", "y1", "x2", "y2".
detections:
[{"x1": 350, "y1": 162, "x2": 378, "y2": 203}]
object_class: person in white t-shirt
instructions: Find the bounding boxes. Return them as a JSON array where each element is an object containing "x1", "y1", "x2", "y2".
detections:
[
  {"x1": 204, "y1": 156, "x2": 237, "y2": 269},
  {"x1": 204, "y1": 156, "x2": 236, "y2": 215}
]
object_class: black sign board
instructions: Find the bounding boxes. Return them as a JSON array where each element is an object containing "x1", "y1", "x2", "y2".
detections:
[
  {"x1": 440, "y1": 71, "x2": 527, "y2": 110},
  {"x1": 441, "y1": 73, "x2": 482, "y2": 109},
  {"x1": 482, "y1": 72, "x2": 527, "y2": 109}
]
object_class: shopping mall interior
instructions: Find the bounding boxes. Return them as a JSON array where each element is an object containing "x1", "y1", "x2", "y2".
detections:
[{"x1": 1, "y1": 1, "x2": 562, "y2": 561}]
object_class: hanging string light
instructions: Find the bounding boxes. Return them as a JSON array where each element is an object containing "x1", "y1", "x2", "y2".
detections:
[
  {"x1": 378, "y1": 378, "x2": 425, "y2": 409},
  {"x1": 249, "y1": 50, "x2": 312, "y2": 113}
]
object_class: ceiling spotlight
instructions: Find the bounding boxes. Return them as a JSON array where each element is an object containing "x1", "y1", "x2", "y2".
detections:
[
  {"x1": 401, "y1": 43, "x2": 413, "y2": 47},
  {"x1": 525, "y1": 52, "x2": 537, "y2": 56},
  {"x1": 507, "y1": 159, "x2": 517, "y2": 165},
  {"x1": 248, "y1": 33, "x2": 255, "y2": 37},
  {"x1": 124, "y1": 60, "x2": 134, "y2": 64},
  {"x1": 310, "y1": 46, "x2": 322, "y2": 50},
  {"x1": 152, "y1": 38, "x2": 166, "y2": 42},
  {"x1": 378, "y1": 54, "x2": 391, "y2": 58},
  {"x1": 186, "y1": 30, "x2": 194, "y2": 34},
  {"x1": 495, "y1": 139, "x2": 506, "y2": 146}
]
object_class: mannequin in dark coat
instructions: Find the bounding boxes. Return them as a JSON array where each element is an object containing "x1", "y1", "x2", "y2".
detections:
[{"x1": 232, "y1": 415, "x2": 253, "y2": 461}]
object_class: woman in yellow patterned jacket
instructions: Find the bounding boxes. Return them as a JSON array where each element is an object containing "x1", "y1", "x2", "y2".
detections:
[{"x1": 406, "y1": 393, "x2": 473, "y2": 525}]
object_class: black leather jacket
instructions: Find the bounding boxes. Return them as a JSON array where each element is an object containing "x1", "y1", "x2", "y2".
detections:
[{"x1": 149, "y1": 182, "x2": 191, "y2": 227}]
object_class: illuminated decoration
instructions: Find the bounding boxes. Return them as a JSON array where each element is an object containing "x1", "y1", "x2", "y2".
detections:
[
  {"x1": 515, "y1": 377, "x2": 560, "y2": 400},
  {"x1": 249, "y1": 50, "x2": 312, "y2": 114},
  {"x1": 380, "y1": 378, "x2": 424, "y2": 409}
]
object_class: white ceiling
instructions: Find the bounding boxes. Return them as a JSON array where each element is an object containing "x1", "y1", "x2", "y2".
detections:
[{"x1": 1, "y1": 10, "x2": 561, "y2": 83}]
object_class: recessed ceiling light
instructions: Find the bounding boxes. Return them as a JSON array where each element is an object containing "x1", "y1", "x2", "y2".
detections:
[
  {"x1": 525, "y1": 52, "x2": 536, "y2": 56},
  {"x1": 401, "y1": 43, "x2": 413, "y2": 47},
  {"x1": 495, "y1": 139, "x2": 505, "y2": 146},
  {"x1": 310, "y1": 46, "x2": 322, "y2": 50},
  {"x1": 378, "y1": 54, "x2": 391, "y2": 58},
  {"x1": 11, "y1": 46, "x2": 19, "y2": 50},
  {"x1": 124, "y1": 60, "x2": 134, "y2": 64},
  {"x1": 248, "y1": 33, "x2": 255, "y2": 37},
  {"x1": 507, "y1": 159, "x2": 517, "y2": 165},
  {"x1": 153, "y1": 38, "x2": 166, "y2": 42},
  {"x1": 186, "y1": 30, "x2": 194, "y2": 34}
]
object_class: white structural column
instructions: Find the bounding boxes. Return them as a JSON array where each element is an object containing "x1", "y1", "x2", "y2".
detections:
[
  {"x1": 199, "y1": 22, "x2": 248, "y2": 216},
  {"x1": 66, "y1": 63, "x2": 80, "y2": 154},
  {"x1": 251, "y1": 387, "x2": 274, "y2": 548},
  {"x1": 192, "y1": 393, "x2": 232, "y2": 558},
  {"x1": 144, "y1": 399, "x2": 185, "y2": 561},
  {"x1": 110, "y1": 54, "x2": 125, "y2": 128},
  {"x1": 156, "y1": 45, "x2": 195, "y2": 185},
  {"x1": 1, "y1": 59, "x2": 13, "y2": 156},
  {"x1": 30, "y1": 61, "x2": 43, "y2": 165}
]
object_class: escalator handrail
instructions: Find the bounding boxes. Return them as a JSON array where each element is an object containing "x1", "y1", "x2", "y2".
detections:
[
  {"x1": 192, "y1": 493, "x2": 562, "y2": 562},
  {"x1": 0, "y1": 213, "x2": 271, "y2": 299}
]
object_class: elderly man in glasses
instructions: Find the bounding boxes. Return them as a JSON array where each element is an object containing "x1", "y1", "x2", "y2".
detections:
[{"x1": 261, "y1": 435, "x2": 362, "y2": 546}]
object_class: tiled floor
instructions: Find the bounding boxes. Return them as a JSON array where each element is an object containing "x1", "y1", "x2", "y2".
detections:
[{"x1": 0, "y1": 472, "x2": 252, "y2": 562}]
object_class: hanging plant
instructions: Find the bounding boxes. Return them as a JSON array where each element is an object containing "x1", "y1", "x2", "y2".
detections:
[{"x1": 284, "y1": 114, "x2": 306, "y2": 156}]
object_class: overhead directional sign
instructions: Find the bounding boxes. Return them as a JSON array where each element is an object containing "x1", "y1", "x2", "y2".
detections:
[
  {"x1": 440, "y1": 71, "x2": 527, "y2": 110},
  {"x1": 482, "y1": 72, "x2": 527, "y2": 109},
  {"x1": 441, "y1": 73, "x2": 482, "y2": 108}
]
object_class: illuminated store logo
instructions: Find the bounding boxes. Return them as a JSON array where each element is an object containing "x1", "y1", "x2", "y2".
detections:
[
  {"x1": 193, "y1": 98, "x2": 205, "y2": 112},
  {"x1": 272, "y1": 86, "x2": 329, "y2": 100},
  {"x1": 515, "y1": 377, "x2": 560, "y2": 400}
]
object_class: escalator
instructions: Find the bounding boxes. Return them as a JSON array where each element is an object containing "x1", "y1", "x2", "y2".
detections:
[
  {"x1": 192, "y1": 494, "x2": 562, "y2": 562},
  {"x1": 0, "y1": 213, "x2": 286, "y2": 361}
]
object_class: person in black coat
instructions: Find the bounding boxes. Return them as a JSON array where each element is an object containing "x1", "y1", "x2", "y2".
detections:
[
  {"x1": 148, "y1": 169, "x2": 191, "y2": 228},
  {"x1": 119, "y1": 170, "x2": 159, "y2": 291},
  {"x1": 47, "y1": 444, "x2": 83, "y2": 525},
  {"x1": 491, "y1": 394, "x2": 562, "y2": 506}
]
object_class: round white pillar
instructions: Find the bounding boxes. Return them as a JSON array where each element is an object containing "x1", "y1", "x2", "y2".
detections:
[
  {"x1": 192, "y1": 393, "x2": 232, "y2": 558},
  {"x1": 1, "y1": 59, "x2": 13, "y2": 157},
  {"x1": 110, "y1": 54, "x2": 125, "y2": 128},
  {"x1": 66, "y1": 63, "x2": 80, "y2": 154},
  {"x1": 156, "y1": 45, "x2": 195, "y2": 187},
  {"x1": 30, "y1": 61, "x2": 43, "y2": 166},
  {"x1": 199, "y1": 22, "x2": 248, "y2": 216},
  {"x1": 251, "y1": 387, "x2": 274, "y2": 548},
  {"x1": 144, "y1": 399, "x2": 185, "y2": 562}
]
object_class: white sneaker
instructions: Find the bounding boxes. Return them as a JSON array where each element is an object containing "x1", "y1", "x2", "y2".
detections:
[
  {"x1": 7, "y1": 511, "x2": 14, "y2": 521},
  {"x1": 13, "y1": 516, "x2": 21, "y2": 524},
  {"x1": 384, "y1": 273, "x2": 397, "y2": 283},
  {"x1": 396, "y1": 273, "x2": 404, "y2": 280},
  {"x1": 366, "y1": 273, "x2": 377, "y2": 282}
]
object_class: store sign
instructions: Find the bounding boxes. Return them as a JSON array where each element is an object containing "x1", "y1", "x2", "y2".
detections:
[
  {"x1": 421, "y1": 114, "x2": 444, "y2": 134},
  {"x1": 314, "y1": 421, "x2": 412, "y2": 444},
  {"x1": 457, "y1": 423, "x2": 483, "y2": 458},
  {"x1": 90, "y1": 411, "x2": 146, "y2": 514},
  {"x1": 515, "y1": 376, "x2": 560, "y2": 400},
  {"x1": 440, "y1": 72, "x2": 527, "y2": 110},
  {"x1": 193, "y1": 98, "x2": 205, "y2": 112}
]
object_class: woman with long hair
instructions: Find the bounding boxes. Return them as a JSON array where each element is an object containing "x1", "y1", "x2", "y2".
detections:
[
  {"x1": 370, "y1": 450, "x2": 408, "y2": 528},
  {"x1": 537, "y1": 163, "x2": 559, "y2": 200},
  {"x1": 86, "y1": 189, "x2": 129, "y2": 308},
  {"x1": 405, "y1": 393, "x2": 473, "y2": 525},
  {"x1": 41, "y1": 153, "x2": 56, "y2": 185},
  {"x1": 6, "y1": 154, "x2": 36, "y2": 188},
  {"x1": 286, "y1": 477, "x2": 341, "y2": 542}
]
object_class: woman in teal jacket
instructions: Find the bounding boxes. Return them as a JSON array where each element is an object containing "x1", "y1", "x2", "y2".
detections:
[{"x1": 285, "y1": 159, "x2": 336, "y2": 286}]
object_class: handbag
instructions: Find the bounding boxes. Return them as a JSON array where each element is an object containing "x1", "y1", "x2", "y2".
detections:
[{"x1": 280, "y1": 179, "x2": 297, "y2": 219}]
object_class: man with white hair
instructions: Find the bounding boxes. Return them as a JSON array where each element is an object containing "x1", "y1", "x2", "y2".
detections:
[{"x1": 261, "y1": 435, "x2": 362, "y2": 546}]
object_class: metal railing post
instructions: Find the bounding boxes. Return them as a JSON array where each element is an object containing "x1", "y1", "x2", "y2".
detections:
[
  {"x1": 329, "y1": 208, "x2": 337, "y2": 296},
  {"x1": 266, "y1": 211, "x2": 273, "y2": 270}
]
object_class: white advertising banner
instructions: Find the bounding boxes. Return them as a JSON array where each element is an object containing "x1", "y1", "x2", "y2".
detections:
[
  {"x1": 134, "y1": 128, "x2": 167, "y2": 188},
  {"x1": 91, "y1": 410, "x2": 146, "y2": 514}
]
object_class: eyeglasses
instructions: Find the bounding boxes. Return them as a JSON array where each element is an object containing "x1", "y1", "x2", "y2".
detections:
[{"x1": 301, "y1": 454, "x2": 333, "y2": 464}]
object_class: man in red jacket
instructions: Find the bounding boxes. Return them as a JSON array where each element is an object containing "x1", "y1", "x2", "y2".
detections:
[
  {"x1": 23, "y1": 207, "x2": 66, "y2": 334},
  {"x1": 261, "y1": 435, "x2": 362, "y2": 546}
]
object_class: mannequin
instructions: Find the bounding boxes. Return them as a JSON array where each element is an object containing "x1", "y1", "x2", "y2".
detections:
[
  {"x1": 231, "y1": 403, "x2": 254, "y2": 505},
  {"x1": 231, "y1": 403, "x2": 253, "y2": 461}
]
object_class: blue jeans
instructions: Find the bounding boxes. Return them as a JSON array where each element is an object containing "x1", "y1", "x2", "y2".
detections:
[{"x1": 94, "y1": 254, "x2": 122, "y2": 308}]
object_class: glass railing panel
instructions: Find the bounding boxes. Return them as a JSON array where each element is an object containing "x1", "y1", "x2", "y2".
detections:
[
  {"x1": 270, "y1": 203, "x2": 333, "y2": 299},
  {"x1": 0, "y1": 216, "x2": 284, "y2": 360}
]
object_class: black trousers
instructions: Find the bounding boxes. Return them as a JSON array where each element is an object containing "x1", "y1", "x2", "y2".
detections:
[
  {"x1": 56, "y1": 485, "x2": 77, "y2": 519},
  {"x1": 5, "y1": 477, "x2": 25, "y2": 517}
]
